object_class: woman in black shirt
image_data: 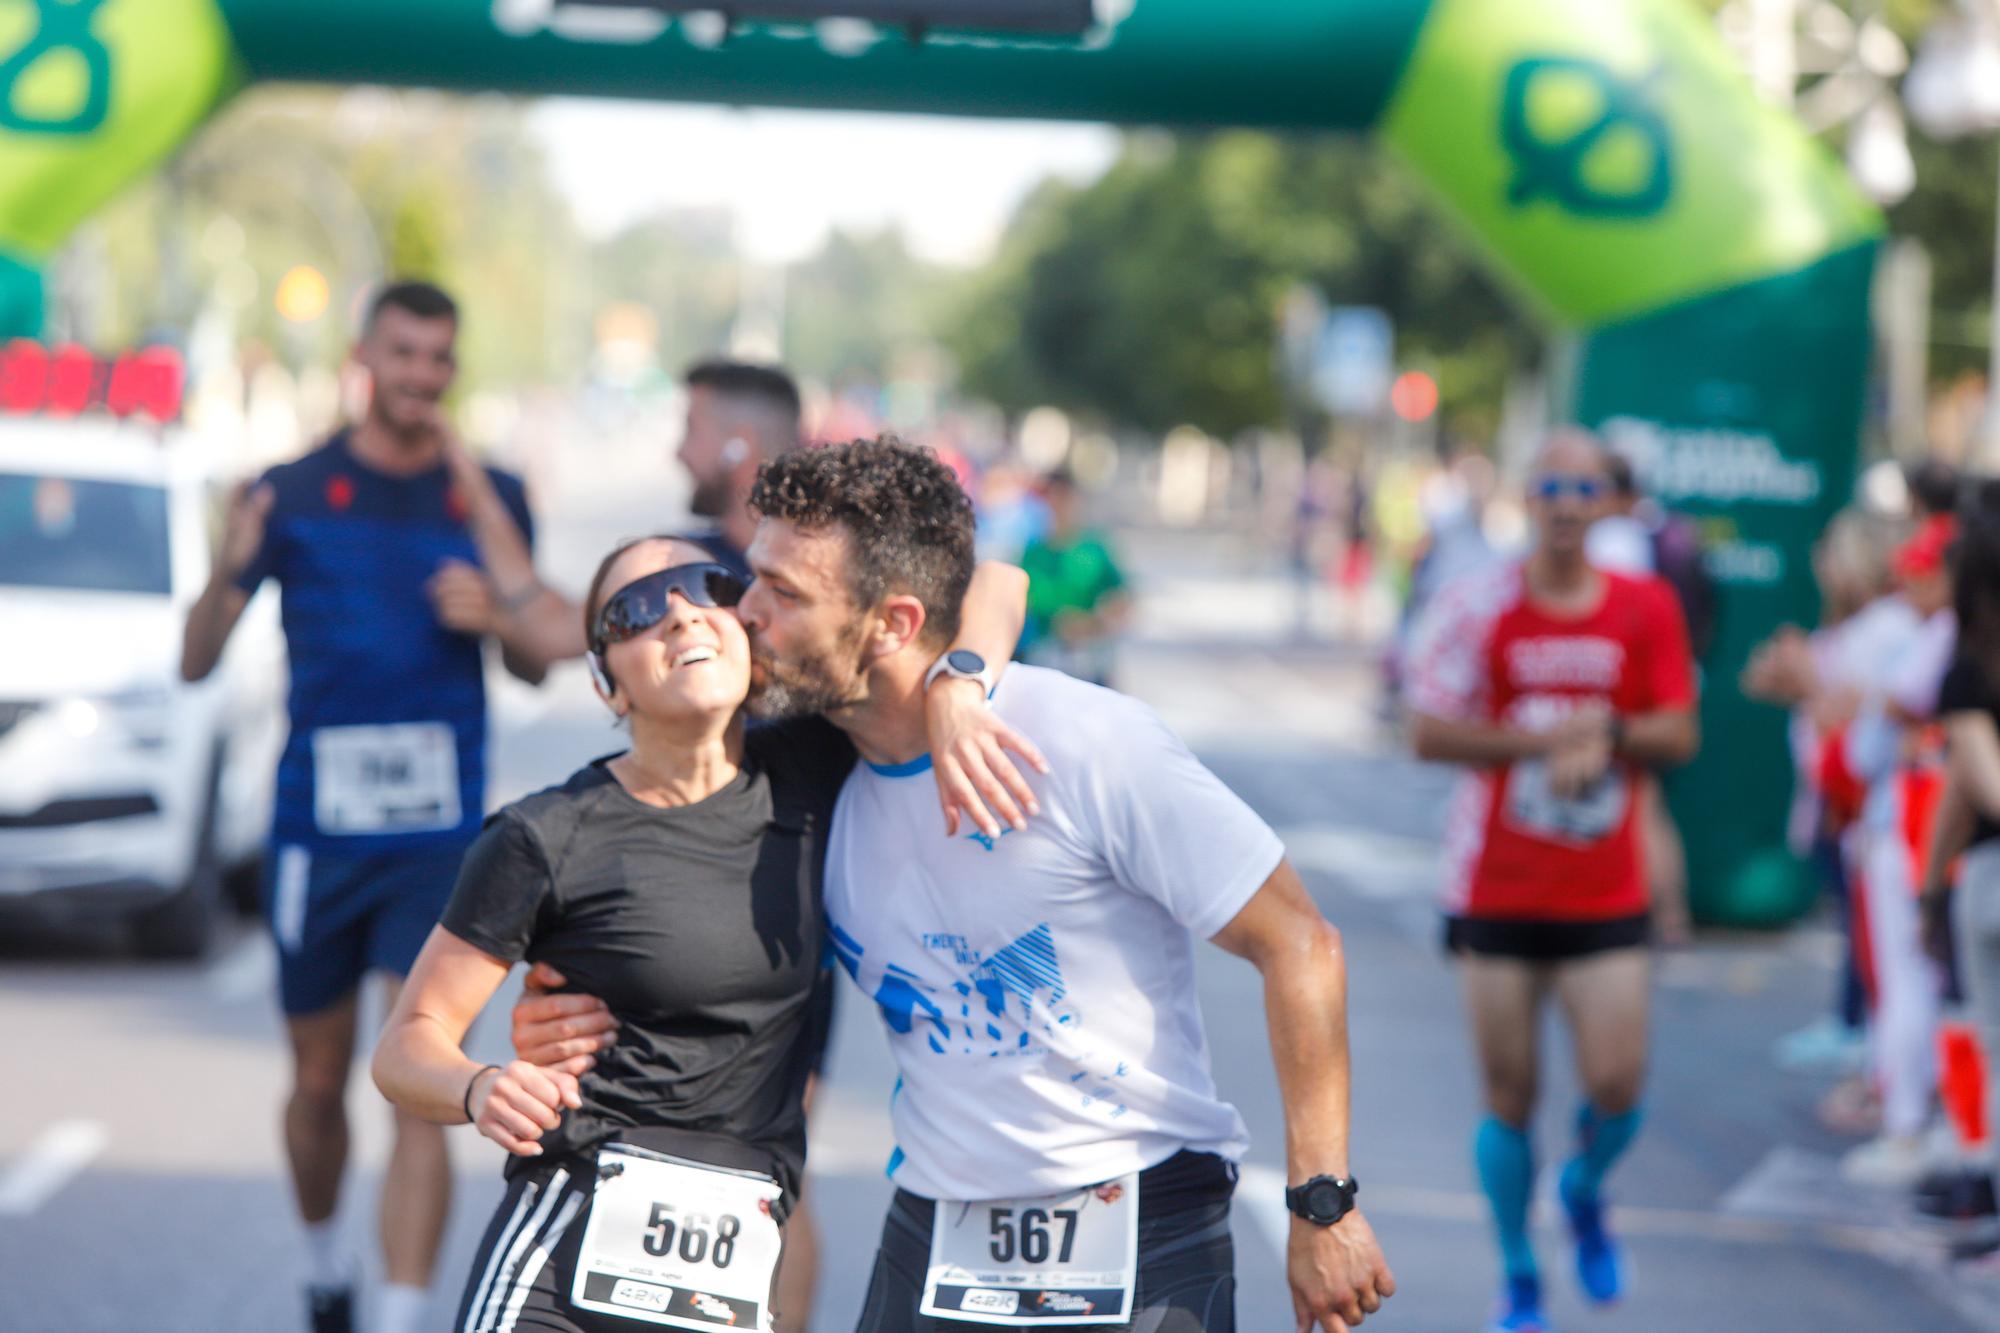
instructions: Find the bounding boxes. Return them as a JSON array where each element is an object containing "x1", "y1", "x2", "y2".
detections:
[{"x1": 373, "y1": 534, "x2": 1022, "y2": 1332}]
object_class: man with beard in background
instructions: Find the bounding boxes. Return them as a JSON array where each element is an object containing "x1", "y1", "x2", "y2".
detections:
[{"x1": 677, "y1": 360, "x2": 804, "y2": 578}]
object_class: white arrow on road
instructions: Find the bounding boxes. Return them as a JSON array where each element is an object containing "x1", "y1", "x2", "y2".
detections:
[{"x1": 0, "y1": 1120, "x2": 106, "y2": 1217}]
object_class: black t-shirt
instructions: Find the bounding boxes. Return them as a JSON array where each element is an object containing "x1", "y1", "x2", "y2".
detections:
[
  {"x1": 441, "y1": 716, "x2": 854, "y2": 1202},
  {"x1": 1940, "y1": 655, "x2": 2000, "y2": 848}
]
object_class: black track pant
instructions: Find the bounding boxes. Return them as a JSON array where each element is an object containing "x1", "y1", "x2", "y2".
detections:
[{"x1": 855, "y1": 1152, "x2": 1238, "y2": 1333}]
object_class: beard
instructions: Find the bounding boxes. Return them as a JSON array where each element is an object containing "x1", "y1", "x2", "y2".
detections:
[
  {"x1": 746, "y1": 626, "x2": 868, "y2": 720},
  {"x1": 373, "y1": 385, "x2": 440, "y2": 438},
  {"x1": 688, "y1": 471, "x2": 733, "y2": 519}
]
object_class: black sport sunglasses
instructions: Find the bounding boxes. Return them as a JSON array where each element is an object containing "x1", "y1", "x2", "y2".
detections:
[{"x1": 591, "y1": 562, "x2": 746, "y2": 654}]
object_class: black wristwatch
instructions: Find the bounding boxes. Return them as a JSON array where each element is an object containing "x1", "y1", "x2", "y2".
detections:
[{"x1": 1284, "y1": 1174, "x2": 1359, "y2": 1226}]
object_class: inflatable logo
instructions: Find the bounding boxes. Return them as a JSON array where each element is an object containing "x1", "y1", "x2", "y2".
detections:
[
  {"x1": 1500, "y1": 55, "x2": 1672, "y2": 218},
  {"x1": 0, "y1": 0, "x2": 112, "y2": 135}
]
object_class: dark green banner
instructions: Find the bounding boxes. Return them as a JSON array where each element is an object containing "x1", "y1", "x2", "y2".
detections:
[
  {"x1": 1577, "y1": 241, "x2": 1879, "y2": 925},
  {"x1": 217, "y1": 0, "x2": 1433, "y2": 130}
]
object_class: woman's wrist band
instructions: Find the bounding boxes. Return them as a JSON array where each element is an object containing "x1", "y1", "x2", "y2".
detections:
[{"x1": 463, "y1": 1064, "x2": 501, "y2": 1122}]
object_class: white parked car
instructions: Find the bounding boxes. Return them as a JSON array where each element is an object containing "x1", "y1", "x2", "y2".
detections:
[{"x1": 0, "y1": 419, "x2": 283, "y2": 957}]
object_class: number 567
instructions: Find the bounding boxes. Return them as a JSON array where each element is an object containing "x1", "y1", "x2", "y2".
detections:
[{"x1": 987, "y1": 1208, "x2": 1078, "y2": 1265}]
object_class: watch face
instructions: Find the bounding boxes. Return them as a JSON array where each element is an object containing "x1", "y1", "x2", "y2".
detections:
[
  {"x1": 947, "y1": 648, "x2": 987, "y2": 674},
  {"x1": 1306, "y1": 1181, "x2": 1346, "y2": 1219}
]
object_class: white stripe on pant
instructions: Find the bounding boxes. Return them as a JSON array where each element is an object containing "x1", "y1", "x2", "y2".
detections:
[
  {"x1": 464, "y1": 1167, "x2": 575, "y2": 1333},
  {"x1": 1861, "y1": 832, "x2": 1941, "y2": 1139},
  {"x1": 495, "y1": 1192, "x2": 585, "y2": 1332}
]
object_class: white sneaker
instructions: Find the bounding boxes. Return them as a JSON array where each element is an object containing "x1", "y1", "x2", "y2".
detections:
[{"x1": 1841, "y1": 1134, "x2": 1929, "y2": 1188}]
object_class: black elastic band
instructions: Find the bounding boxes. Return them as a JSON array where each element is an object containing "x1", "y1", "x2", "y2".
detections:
[{"x1": 463, "y1": 1064, "x2": 502, "y2": 1123}]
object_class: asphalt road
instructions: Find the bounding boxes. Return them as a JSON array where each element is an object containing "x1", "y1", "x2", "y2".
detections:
[{"x1": 4, "y1": 460, "x2": 1997, "y2": 1331}]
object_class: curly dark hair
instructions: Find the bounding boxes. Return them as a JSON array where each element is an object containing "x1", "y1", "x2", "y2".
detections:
[{"x1": 750, "y1": 436, "x2": 974, "y2": 647}]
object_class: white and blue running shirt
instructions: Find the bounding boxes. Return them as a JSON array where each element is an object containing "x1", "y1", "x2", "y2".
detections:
[{"x1": 824, "y1": 665, "x2": 1285, "y2": 1202}]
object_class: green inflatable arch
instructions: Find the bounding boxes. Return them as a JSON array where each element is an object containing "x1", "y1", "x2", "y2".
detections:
[{"x1": 6, "y1": 0, "x2": 1881, "y2": 925}]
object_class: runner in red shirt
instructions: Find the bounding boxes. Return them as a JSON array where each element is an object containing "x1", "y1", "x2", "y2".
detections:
[{"x1": 1405, "y1": 430, "x2": 1699, "y2": 1333}]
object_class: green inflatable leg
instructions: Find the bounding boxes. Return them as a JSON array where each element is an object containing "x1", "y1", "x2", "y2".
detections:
[
  {"x1": 1575, "y1": 240, "x2": 1878, "y2": 927},
  {"x1": 0, "y1": 250, "x2": 42, "y2": 339}
]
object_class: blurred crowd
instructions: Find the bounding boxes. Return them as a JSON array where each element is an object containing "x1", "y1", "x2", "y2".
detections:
[{"x1": 1739, "y1": 458, "x2": 2000, "y2": 1251}]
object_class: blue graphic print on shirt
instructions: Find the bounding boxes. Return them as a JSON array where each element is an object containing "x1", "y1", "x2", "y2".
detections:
[{"x1": 829, "y1": 920, "x2": 1081, "y2": 1057}]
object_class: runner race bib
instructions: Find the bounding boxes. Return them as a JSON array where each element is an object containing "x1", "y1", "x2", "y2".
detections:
[
  {"x1": 1503, "y1": 758, "x2": 1628, "y2": 845},
  {"x1": 920, "y1": 1175, "x2": 1138, "y2": 1326},
  {"x1": 311, "y1": 722, "x2": 461, "y2": 835},
  {"x1": 569, "y1": 1146, "x2": 785, "y2": 1331}
]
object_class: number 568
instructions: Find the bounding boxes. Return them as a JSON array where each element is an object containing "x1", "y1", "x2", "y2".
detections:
[{"x1": 643, "y1": 1204, "x2": 742, "y2": 1269}]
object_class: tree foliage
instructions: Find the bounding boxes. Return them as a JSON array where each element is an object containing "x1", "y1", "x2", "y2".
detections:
[
  {"x1": 948, "y1": 131, "x2": 1540, "y2": 439},
  {"x1": 786, "y1": 227, "x2": 952, "y2": 386},
  {"x1": 1891, "y1": 132, "x2": 1999, "y2": 383},
  {"x1": 65, "y1": 90, "x2": 593, "y2": 391}
]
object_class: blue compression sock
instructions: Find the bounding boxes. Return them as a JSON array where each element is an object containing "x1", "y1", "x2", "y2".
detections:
[
  {"x1": 1565, "y1": 1103, "x2": 1642, "y2": 1196},
  {"x1": 1475, "y1": 1116, "x2": 1538, "y2": 1280}
]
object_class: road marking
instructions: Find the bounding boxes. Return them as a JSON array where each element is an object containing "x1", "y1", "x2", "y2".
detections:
[
  {"x1": 1236, "y1": 1161, "x2": 1933, "y2": 1262},
  {"x1": 205, "y1": 929, "x2": 275, "y2": 1003},
  {"x1": 0, "y1": 1121, "x2": 106, "y2": 1217}
]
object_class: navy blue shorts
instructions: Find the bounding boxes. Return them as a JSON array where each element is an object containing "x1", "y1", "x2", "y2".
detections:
[{"x1": 264, "y1": 840, "x2": 470, "y2": 1015}]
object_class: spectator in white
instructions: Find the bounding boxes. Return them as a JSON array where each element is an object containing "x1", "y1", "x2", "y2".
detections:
[
  {"x1": 1839, "y1": 514, "x2": 1957, "y2": 1186},
  {"x1": 1748, "y1": 511, "x2": 1899, "y2": 1077}
]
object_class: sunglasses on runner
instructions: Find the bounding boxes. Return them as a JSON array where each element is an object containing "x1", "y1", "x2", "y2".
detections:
[
  {"x1": 591, "y1": 562, "x2": 746, "y2": 654},
  {"x1": 1530, "y1": 474, "x2": 1606, "y2": 502}
]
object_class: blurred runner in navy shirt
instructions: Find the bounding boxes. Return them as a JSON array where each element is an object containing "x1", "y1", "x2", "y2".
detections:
[{"x1": 181, "y1": 280, "x2": 554, "y2": 1333}]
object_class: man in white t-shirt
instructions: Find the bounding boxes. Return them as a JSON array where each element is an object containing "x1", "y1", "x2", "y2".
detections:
[{"x1": 745, "y1": 440, "x2": 1393, "y2": 1331}]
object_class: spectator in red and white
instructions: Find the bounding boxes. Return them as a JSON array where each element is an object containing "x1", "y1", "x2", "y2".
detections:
[
  {"x1": 1835, "y1": 513, "x2": 1957, "y2": 1185},
  {"x1": 1748, "y1": 512, "x2": 1899, "y2": 1081}
]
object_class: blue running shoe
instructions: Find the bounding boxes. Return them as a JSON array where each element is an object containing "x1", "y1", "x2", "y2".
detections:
[
  {"x1": 1559, "y1": 1159, "x2": 1623, "y2": 1304},
  {"x1": 1484, "y1": 1274, "x2": 1548, "y2": 1333}
]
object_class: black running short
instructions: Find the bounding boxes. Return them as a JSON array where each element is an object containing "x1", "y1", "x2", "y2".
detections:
[
  {"x1": 855, "y1": 1150, "x2": 1238, "y2": 1332},
  {"x1": 1444, "y1": 912, "x2": 1651, "y2": 962},
  {"x1": 453, "y1": 1156, "x2": 788, "y2": 1333}
]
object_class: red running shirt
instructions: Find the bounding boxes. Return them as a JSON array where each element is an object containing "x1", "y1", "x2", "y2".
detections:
[{"x1": 1406, "y1": 565, "x2": 1696, "y2": 921}]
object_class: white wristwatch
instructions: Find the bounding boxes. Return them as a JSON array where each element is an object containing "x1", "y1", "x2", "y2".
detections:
[{"x1": 923, "y1": 648, "x2": 995, "y2": 697}]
